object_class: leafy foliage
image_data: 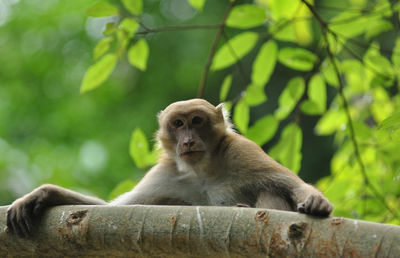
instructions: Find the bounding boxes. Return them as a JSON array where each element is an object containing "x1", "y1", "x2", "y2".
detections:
[
  {"x1": 226, "y1": 4, "x2": 266, "y2": 29},
  {"x1": 270, "y1": 123, "x2": 303, "y2": 173},
  {"x1": 87, "y1": 1, "x2": 119, "y2": 17},
  {"x1": 80, "y1": 54, "x2": 117, "y2": 93},
  {"x1": 211, "y1": 32, "x2": 259, "y2": 71},
  {"x1": 128, "y1": 39, "x2": 149, "y2": 71}
]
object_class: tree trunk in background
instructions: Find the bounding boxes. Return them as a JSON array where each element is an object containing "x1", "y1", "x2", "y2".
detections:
[{"x1": 0, "y1": 205, "x2": 399, "y2": 257}]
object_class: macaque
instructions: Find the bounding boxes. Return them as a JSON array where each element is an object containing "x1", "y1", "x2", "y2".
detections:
[{"x1": 6, "y1": 99, "x2": 332, "y2": 237}]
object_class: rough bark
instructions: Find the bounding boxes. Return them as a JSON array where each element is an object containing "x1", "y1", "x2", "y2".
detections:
[{"x1": 0, "y1": 205, "x2": 399, "y2": 257}]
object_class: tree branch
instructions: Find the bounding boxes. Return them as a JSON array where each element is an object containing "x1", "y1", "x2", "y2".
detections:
[
  {"x1": 196, "y1": 1, "x2": 236, "y2": 98},
  {"x1": 136, "y1": 23, "x2": 221, "y2": 35},
  {"x1": 1, "y1": 205, "x2": 400, "y2": 256}
]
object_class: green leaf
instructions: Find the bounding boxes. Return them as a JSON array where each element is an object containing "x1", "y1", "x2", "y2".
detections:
[
  {"x1": 116, "y1": 30, "x2": 129, "y2": 57},
  {"x1": 364, "y1": 45, "x2": 394, "y2": 80},
  {"x1": 188, "y1": 0, "x2": 206, "y2": 11},
  {"x1": 121, "y1": 0, "x2": 143, "y2": 15},
  {"x1": 315, "y1": 108, "x2": 347, "y2": 135},
  {"x1": 129, "y1": 128, "x2": 150, "y2": 169},
  {"x1": 293, "y1": 1, "x2": 313, "y2": 46},
  {"x1": 244, "y1": 84, "x2": 267, "y2": 106},
  {"x1": 87, "y1": 1, "x2": 119, "y2": 17},
  {"x1": 274, "y1": 77, "x2": 305, "y2": 120},
  {"x1": 128, "y1": 39, "x2": 149, "y2": 71},
  {"x1": 300, "y1": 74, "x2": 326, "y2": 115},
  {"x1": 278, "y1": 47, "x2": 318, "y2": 71},
  {"x1": 269, "y1": 123, "x2": 302, "y2": 173},
  {"x1": 353, "y1": 122, "x2": 373, "y2": 141},
  {"x1": 246, "y1": 115, "x2": 279, "y2": 146},
  {"x1": 378, "y1": 112, "x2": 400, "y2": 131},
  {"x1": 267, "y1": 0, "x2": 298, "y2": 19},
  {"x1": 103, "y1": 22, "x2": 117, "y2": 36},
  {"x1": 341, "y1": 59, "x2": 369, "y2": 93},
  {"x1": 233, "y1": 99, "x2": 249, "y2": 133},
  {"x1": 211, "y1": 32, "x2": 259, "y2": 71},
  {"x1": 80, "y1": 54, "x2": 117, "y2": 93},
  {"x1": 300, "y1": 101, "x2": 322, "y2": 115},
  {"x1": 251, "y1": 40, "x2": 277, "y2": 86},
  {"x1": 119, "y1": 18, "x2": 139, "y2": 37},
  {"x1": 108, "y1": 179, "x2": 137, "y2": 200},
  {"x1": 226, "y1": 4, "x2": 266, "y2": 29},
  {"x1": 321, "y1": 58, "x2": 339, "y2": 88},
  {"x1": 365, "y1": 20, "x2": 393, "y2": 39},
  {"x1": 93, "y1": 37, "x2": 114, "y2": 60},
  {"x1": 269, "y1": 20, "x2": 297, "y2": 43},
  {"x1": 219, "y1": 75, "x2": 232, "y2": 102},
  {"x1": 325, "y1": 32, "x2": 342, "y2": 54},
  {"x1": 371, "y1": 86, "x2": 394, "y2": 123},
  {"x1": 328, "y1": 11, "x2": 368, "y2": 38}
]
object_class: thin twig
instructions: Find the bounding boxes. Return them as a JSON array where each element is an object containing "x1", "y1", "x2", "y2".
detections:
[
  {"x1": 136, "y1": 24, "x2": 221, "y2": 35},
  {"x1": 334, "y1": 31, "x2": 399, "y2": 55},
  {"x1": 335, "y1": 36, "x2": 394, "y2": 81},
  {"x1": 196, "y1": 1, "x2": 236, "y2": 98},
  {"x1": 222, "y1": 31, "x2": 250, "y2": 87},
  {"x1": 314, "y1": 3, "x2": 379, "y2": 13},
  {"x1": 301, "y1": 0, "x2": 400, "y2": 219},
  {"x1": 328, "y1": 3, "x2": 391, "y2": 25}
]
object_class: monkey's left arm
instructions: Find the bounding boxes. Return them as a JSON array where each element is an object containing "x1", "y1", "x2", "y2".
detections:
[
  {"x1": 228, "y1": 135, "x2": 333, "y2": 217},
  {"x1": 291, "y1": 182, "x2": 333, "y2": 216}
]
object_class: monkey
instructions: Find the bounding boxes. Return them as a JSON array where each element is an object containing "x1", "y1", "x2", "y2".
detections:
[{"x1": 6, "y1": 99, "x2": 333, "y2": 238}]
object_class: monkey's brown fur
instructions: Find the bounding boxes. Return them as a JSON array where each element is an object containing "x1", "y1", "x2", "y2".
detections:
[{"x1": 6, "y1": 99, "x2": 332, "y2": 237}]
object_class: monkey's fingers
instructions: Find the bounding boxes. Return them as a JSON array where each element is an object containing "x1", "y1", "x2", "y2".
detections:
[
  {"x1": 7, "y1": 207, "x2": 26, "y2": 237},
  {"x1": 6, "y1": 204, "x2": 36, "y2": 238},
  {"x1": 20, "y1": 207, "x2": 35, "y2": 237},
  {"x1": 6, "y1": 208, "x2": 15, "y2": 234},
  {"x1": 297, "y1": 202, "x2": 306, "y2": 213},
  {"x1": 302, "y1": 195, "x2": 332, "y2": 217}
]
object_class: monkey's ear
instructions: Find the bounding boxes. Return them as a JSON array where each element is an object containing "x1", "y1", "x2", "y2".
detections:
[
  {"x1": 216, "y1": 103, "x2": 234, "y2": 131},
  {"x1": 157, "y1": 110, "x2": 164, "y2": 120},
  {"x1": 157, "y1": 110, "x2": 166, "y2": 127}
]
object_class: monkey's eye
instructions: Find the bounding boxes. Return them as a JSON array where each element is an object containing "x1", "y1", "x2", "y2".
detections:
[
  {"x1": 173, "y1": 119, "x2": 184, "y2": 128},
  {"x1": 192, "y1": 116, "x2": 203, "y2": 125}
]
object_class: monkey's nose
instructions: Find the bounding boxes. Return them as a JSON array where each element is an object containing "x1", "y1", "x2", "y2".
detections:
[{"x1": 183, "y1": 140, "x2": 195, "y2": 148}]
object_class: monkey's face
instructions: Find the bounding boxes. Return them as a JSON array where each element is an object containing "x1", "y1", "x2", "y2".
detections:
[
  {"x1": 169, "y1": 113, "x2": 208, "y2": 164},
  {"x1": 157, "y1": 99, "x2": 228, "y2": 166}
]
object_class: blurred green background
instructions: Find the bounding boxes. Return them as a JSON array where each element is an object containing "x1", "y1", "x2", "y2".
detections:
[{"x1": 0, "y1": 0, "x2": 233, "y2": 203}]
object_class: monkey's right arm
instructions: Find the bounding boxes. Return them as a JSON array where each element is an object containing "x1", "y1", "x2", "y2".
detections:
[
  {"x1": 6, "y1": 184, "x2": 106, "y2": 237},
  {"x1": 111, "y1": 163, "x2": 198, "y2": 205}
]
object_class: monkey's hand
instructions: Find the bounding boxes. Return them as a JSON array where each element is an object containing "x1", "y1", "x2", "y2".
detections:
[
  {"x1": 6, "y1": 186, "x2": 50, "y2": 238},
  {"x1": 297, "y1": 194, "x2": 333, "y2": 217}
]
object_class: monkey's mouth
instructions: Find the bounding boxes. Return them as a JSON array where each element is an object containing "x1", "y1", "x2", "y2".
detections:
[{"x1": 180, "y1": 151, "x2": 205, "y2": 157}]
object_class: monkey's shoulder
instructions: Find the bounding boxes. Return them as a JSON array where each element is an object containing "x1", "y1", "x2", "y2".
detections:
[{"x1": 222, "y1": 133, "x2": 285, "y2": 174}]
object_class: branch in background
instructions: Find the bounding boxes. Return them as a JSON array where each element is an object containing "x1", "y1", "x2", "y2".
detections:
[
  {"x1": 334, "y1": 31, "x2": 398, "y2": 55},
  {"x1": 336, "y1": 36, "x2": 394, "y2": 81},
  {"x1": 324, "y1": 33, "x2": 399, "y2": 219},
  {"x1": 294, "y1": 42, "x2": 324, "y2": 125},
  {"x1": 300, "y1": 0, "x2": 400, "y2": 220},
  {"x1": 136, "y1": 23, "x2": 221, "y2": 35},
  {"x1": 222, "y1": 31, "x2": 250, "y2": 87},
  {"x1": 314, "y1": 2, "x2": 380, "y2": 13},
  {"x1": 196, "y1": 1, "x2": 236, "y2": 98}
]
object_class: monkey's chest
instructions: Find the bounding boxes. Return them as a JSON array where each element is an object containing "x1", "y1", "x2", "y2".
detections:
[{"x1": 203, "y1": 185, "x2": 254, "y2": 207}]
